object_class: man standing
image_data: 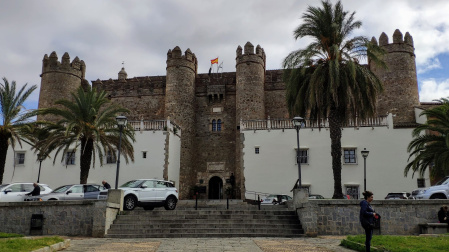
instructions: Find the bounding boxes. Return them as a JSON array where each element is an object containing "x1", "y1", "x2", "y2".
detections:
[
  {"x1": 102, "y1": 180, "x2": 111, "y2": 189},
  {"x1": 26, "y1": 183, "x2": 41, "y2": 196}
]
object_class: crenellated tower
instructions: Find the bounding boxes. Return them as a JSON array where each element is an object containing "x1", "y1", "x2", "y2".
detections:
[
  {"x1": 235, "y1": 42, "x2": 266, "y2": 123},
  {"x1": 165, "y1": 46, "x2": 197, "y2": 198},
  {"x1": 38, "y1": 52, "x2": 86, "y2": 122},
  {"x1": 370, "y1": 29, "x2": 420, "y2": 125}
]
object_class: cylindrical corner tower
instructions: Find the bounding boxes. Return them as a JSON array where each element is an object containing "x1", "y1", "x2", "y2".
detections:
[
  {"x1": 38, "y1": 51, "x2": 86, "y2": 122},
  {"x1": 235, "y1": 42, "x2": 266, "y2": 123},
  {"x1": 165, "y1": 46, "x2": 197, "y2": 199},
  {"x1": 370, "y1": 29, "x2": 420, "y2": 124}
]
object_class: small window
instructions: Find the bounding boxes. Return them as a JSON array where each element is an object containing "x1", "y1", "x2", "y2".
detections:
[
  {"x1": 143, "y1": 152, "x2": 147, "y2": 159},
  {"x1": 217, "y1": 119, "x2": 222, "y2": 131},
  {"x1": 15, "y1": 152, "x2": 25, "y2": 165},
  {"x1": 64, "y1": 151, "x2": 76, "y2": 165},
  {"x1": 255, "y1": 147, "x2": 260, "y2": 154},
  {"x1": 343, "y1": 148, "x2": 357, "y2": 164},
  {"x1": 212, "y1": 119, "x2": 216, "y2": 131},
  {"x1": 417, "y1": 178, "x2": 425, "y2": 188},
  {"x1": 106, "y1": 150, "x2": 116, "y2": 164},
  {"x1": 295, "y1": 149, "x2": 309, "y2": 164},
  {"x1": 346, "y1": 185, "x2": 359, "y2": 199}
]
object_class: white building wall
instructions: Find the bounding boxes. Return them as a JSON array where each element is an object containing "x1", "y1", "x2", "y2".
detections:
[
  {"x1": 3, "y1": 130, "x2": 169, "y2": 189},
  {"x1": 243, "y1": 123, "x2": 429, "y2": 199},
  {"x1": 167, "y1": 131, "x2": 181, "y2": 188}
]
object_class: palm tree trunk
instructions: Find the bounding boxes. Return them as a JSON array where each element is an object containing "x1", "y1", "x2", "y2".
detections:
[
  {"x1": 0, "y1": 135, "x2": 8, "y2": 184},
  {"x1": 328, "y1": 109, "x2": 345, "y2": 199},
  {"x1": 79, "y1": 138, "x2": 94, "y2": 184}
]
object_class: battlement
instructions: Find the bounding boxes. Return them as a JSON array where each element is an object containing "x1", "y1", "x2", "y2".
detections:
[
  {"x1": 236, "y1": 42, "x2": 266, "y2": 67},
  {"x1": 372, "y1": 29, "x2": 414, "y2": 55},
  {"x1": 166, "y1": 46, "x2": 198, "y2": 73},
  {"x1": 42, "y1": 51, "x2": 85, "y2": 78}
]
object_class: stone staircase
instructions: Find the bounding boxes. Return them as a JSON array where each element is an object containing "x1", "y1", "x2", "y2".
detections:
[{"x1": 105, "y1": 200, "x2": 304, "y2": 238}]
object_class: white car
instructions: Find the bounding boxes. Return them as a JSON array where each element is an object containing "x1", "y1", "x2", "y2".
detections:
[
  {"x1": 0, "y1": 183, "x2": 52, "y2": 202},
  {"x1": 119, "y1": 179, "x2": 178, "y2": 211},
  {"x1": 29, "y1": 184, "x2": 108, "y2": 201},
  {"x1": 412, "y1": 176, "x2": 449, "y2": 199},
  {"x1": 261, "y1": 194, "x2": 292, "y2": 205}
]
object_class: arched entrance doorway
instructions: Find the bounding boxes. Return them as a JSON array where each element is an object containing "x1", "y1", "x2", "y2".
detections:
[{"x1": 208, "y1": 176, "x2": 223, "y2": 199}]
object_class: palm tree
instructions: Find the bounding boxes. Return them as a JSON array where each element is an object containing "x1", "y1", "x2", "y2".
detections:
[
  {"x1": 283, "y1": 0, "x2": 385, "y2": 198},
  {"x1": 0, "y1": 77, "x2": 37, "y2": 184},
  {"x1": 36, "y1": 85, "x2": 135, "y2": 184},
  {"x1": 405, "y1": 98, "x2": 449, "y2": 179}
]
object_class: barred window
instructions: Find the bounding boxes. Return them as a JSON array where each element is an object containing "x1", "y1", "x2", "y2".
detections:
[
  {"x1": 255, "y1": 147, "x2": 260, "y2": 154},
  {"x1": 217, "y1": 119, "x2": 222, "y2": 131},
  {"x1": 15, "y1": 152, "x2": 25, "y2": 165},
  {"x1": 343, "y1": 148, "x2": 357, "y2": 164},
  {"x1": 346, "y1": 185, "x2": 359, "y2": 199},
  {"x1": 64, "y1": 151, "x2": 76, "y2": 165},
  {"x1": 212, "y1": 119, "x2": 216, "y2": 131},
  {"x1": 106, "y1": 150, "x2": 116, "y2": 164}
]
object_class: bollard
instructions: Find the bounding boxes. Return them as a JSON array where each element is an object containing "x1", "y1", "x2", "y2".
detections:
[{"x1": 258, "y1": 195, "x2": 261, "y2": 210}]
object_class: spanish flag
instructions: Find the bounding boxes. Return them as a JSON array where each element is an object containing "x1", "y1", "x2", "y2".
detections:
[{"x1": 210, "y1": 57, "x2": 218, "y2": 64}]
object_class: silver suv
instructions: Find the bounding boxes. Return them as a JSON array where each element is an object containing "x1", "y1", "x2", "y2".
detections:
[
  {"x1": 119, "y1": 179, "x2": 178, "y2": 210},
  {"x1": 412, "y1": 176, "x2": 449, "y2": 199},
  {"x1": 0, "y1": 183, "x2": 52, "y2": 202}
]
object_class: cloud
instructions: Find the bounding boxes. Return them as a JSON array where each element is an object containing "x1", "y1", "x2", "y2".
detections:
[
  {"x1": 419, "y1": 78, "x2": 449, "y2": 102},
  {"x1": 418, "y1": 58, "x2": 442, "y2": 74}
]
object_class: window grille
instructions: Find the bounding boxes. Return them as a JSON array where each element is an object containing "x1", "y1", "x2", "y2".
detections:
[
  {"x1": 64, "y1": 151, "x2": 76, "y2": 165},
  {"x1": 417, "y1": 178, "x2": 425, "y2": 188},
  {"x1": 15, "y1": 152, "x2": 25, "y2": 165},
  {"x1": 217, "y1": 119, "x2": 222, "y2": 131},
  {"x1": 344, "y1": 149, "x2": 357, "y2": 164},
  {"x1": 106, "y1": 151, "x2": 116, "y2": 164},
  {"x1": 346, "y1": 186, "x2": 359, "y2": 199},
  {"x1": 255, "y1": 147, "x2": 260, "y2": 154},
  {"x1": 212, "y1": 119, "x2": 216, "y2": 131}
]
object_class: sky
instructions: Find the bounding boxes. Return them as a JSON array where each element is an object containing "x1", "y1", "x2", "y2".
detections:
[{"x1": 1, "y1": 0, "x2": 449, "y2": 113}]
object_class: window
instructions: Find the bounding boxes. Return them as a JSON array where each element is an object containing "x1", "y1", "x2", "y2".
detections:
[
  {"x1": 156, "y1": 181, "x2": 167, "y2": 188},
  {"x1": 212, "y1": 119, "x2": 216, "y2": 131},
  {"x1": 85, "y1": 185, "x2": 99, "y2": 192},
  {"x1": 64, "y1": 151, "x2": 76, "y2": 165},
  {"x1": 343, "y1": 148, "x2": 357, "y2": 164},
  {"x1": 143, "y1": 152, "x2": 147, "y2": 159},
  {"x1": 217, "y1": 119, "x2": 222, "y2": 131},
  {"x1": 417, "y1": 178, "x2": 425, "y2": 188},
  {"x1": 70, "y1": 185, "x2": 83, "y2": 193},
  {"x1": 15, "y1": 152, "x2": 25, "y2": 165},
  {"x1": 346, "y1": 185, "x2": 359, "y2": 199},
  {"x1": 255, "y1": 147, "x2": 260, "y2": 154},
  {"x1": 106, "y1": 150, "x2": 116, "y2": 164},
  {"x1": 142, "y1": 180, "x2": 155, "y2": 188}
]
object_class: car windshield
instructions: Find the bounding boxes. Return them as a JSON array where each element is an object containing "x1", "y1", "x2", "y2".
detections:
[
  {"x1": 120, "y1": 180, "x2": 144, "y2": 188},
  {"x1": 435, "y1": 176, "x2": 449, "y2": 186},
  {"x1": 0, "y1": 184, "x2": 10, "y2": 191},
  {"x1": 52, "y1": 185, "x2": 72, "y2": 193}
]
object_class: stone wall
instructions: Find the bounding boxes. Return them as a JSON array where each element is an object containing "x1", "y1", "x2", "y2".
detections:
[
  {"x1": 0, "y1": 200, "x2": 117, "y2": 237},
  {"x1": 296, "y1": 200, "x2": 448, "y2": 236}
]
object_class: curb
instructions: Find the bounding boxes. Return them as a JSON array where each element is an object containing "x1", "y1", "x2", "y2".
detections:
[{"x1": 32, "y1": 239, "x2": 71, "y2": 252}]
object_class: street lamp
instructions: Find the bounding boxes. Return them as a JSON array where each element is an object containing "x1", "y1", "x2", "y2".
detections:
[
  {"x1": 361, "y1": 148, "x2": 370, "y2": 192},
  {"x1": 292, "y1": 116, "x2": 304, "y2": 188},
  {"x1": 115, "y1": 115, "x2": 127, "y2": 189},
  {"x1": 37, "y1": 153, "x2": 46, "y2": 183}
]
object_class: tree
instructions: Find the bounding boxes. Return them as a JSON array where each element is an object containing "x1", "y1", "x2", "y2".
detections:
[
  {"x1": 282, "y1": 0, "x2": 385, "y2": 198},
  {"x1": 405, "y1": 98, "x2": 449, "y2": 179},
  {"x1": 0, "y1": 77, "x2": 37, "y2": 184},
  {"x1": 36, "y1": 85, "x2": 135, "y2": 184}
]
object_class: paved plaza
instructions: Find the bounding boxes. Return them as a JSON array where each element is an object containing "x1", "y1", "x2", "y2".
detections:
[{"x1": 60, "y1": 236, "x2": 355, "y2": 252}]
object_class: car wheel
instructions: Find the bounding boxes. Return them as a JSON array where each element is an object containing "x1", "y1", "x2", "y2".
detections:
[
  {"x1": 430, "y1": 194, "x2": 446, "y2": 199},
  {"x1": 164, "y1": 196, "x2": 177, "y2": 210},
  {"x1": 124, "y1": 195, "x2": 137, "y2": 210},
  {"x1": 143, "y1": 206, "x2": 154, "y2": 210}
]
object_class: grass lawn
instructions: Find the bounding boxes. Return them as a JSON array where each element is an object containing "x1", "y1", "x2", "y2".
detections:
[
  {"x1": 0, "y1": 233, "x2": 64, "y2": 252},
  {"x1": 341, "y1": 235, "x2": 449, "y2": 252}
]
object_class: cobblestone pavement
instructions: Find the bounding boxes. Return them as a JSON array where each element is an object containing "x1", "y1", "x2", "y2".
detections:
[{"x1": 60, "y1": 236, "x2": 355, "y2": 252}]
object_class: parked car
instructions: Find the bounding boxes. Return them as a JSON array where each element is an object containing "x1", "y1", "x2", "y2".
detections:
[
  {"x1": 27, "y1": 184, "x2": 108, "y2": 201},
  {"x1": 119, "y1": 179, "x2": 178, "y2": 211},
  {"x1": 412, "y1": 176, "x2": 449, "y2": 199},
  {"x1": 385, "y1": 192, "x2": 411, "y2": 199},
  {"x1": 309, "y1": 194, "x2": 325, "y2": 199},
  {"x1": 0, "y1": 183, "x2": 52, "y2": 202},
  {"x1": 260, "y1": 194, "x2": 292, "y2": 205}
]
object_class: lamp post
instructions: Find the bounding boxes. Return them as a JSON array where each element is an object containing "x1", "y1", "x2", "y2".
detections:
[
  {"x1": 37, "y1": 153, "x2": 46, "y2": 183},
  {"x1": 361, "y1": 148, "x2": 369, "y2": 192},
  {"x1": 115, "y1": 115, "x2": 127, "y2": 189},
  {"x1": 292, "y1": 116, "x2": 304, "y2": 188}
]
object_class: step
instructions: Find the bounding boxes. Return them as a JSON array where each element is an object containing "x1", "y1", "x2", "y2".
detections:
[
  {"x1": 107, "y1": 227, "x2": 303, "y2": 234},
  {"x1": 105, "y1": 232, "x2": 304, "y2": 238},
  {"x1": 108, "y1": 223, "x2": 301, "y2": 230}
]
